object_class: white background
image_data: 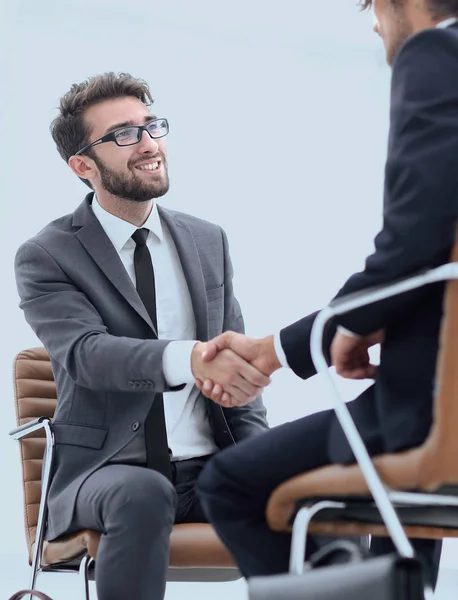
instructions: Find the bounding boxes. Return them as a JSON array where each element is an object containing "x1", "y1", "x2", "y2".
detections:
[{"x1": 1, "y1": 0, "x2": 457, "y2": 597}]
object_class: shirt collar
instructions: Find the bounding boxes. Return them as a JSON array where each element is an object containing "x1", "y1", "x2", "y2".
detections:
[
  {"x1": 92, "y1": 195, "x2": 164, "y2": 252},
  {"x1": 436, "y1": 17, "x2": 458, "y2": 28}
]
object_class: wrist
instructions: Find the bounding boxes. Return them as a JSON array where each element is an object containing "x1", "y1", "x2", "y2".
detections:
[
  {"x1": 260, "y1": 335, "x2": 282, "y2": 374},
  {"x1": 190, "y1": 341, "x2": 206, "y2": 378}
]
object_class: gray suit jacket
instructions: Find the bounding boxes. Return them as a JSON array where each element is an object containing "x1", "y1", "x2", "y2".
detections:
[{"x1": 15, "y1": 193, "x2": 268, "y2": 540}]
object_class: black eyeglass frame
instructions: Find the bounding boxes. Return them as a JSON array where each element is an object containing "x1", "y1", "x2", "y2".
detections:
[{"x1": 74, "y1": 118, "x2": 169, "y2": 156}]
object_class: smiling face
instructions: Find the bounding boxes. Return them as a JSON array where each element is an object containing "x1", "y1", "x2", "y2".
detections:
[{"x1": 72, "y1": 96, "x2": 169, "y2": 202}]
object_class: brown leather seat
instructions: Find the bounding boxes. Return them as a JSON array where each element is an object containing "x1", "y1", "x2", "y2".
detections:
[
  {"x1": 13, "y1": 347, "x2": 237, "y2": 571},
  {"x1": 266, "y1": 239, "x2": 458, "y2": 540}
]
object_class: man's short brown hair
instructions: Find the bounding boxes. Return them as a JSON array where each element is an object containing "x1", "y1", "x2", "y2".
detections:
[
  {"x1": 50, "y1": 72, "x2": 154, "y2": 164},
  {"x1": 357, "y1": 0, "x2": 458, "y2": 16}
]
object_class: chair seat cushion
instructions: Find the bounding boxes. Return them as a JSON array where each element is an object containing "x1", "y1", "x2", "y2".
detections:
[
  {"x1": 293, "y1": 496, "x2": 458, "y2": 530},
  {"x1": 266, "y1": 461, "x2": 458, "y2": 539},
  {"x1": 42, "y1": 523, "x2": 236, "y2": 568}
]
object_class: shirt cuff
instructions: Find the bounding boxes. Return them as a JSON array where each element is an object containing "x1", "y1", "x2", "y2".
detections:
[
  {"x1": 273, "y1": 331, "x2": 290, "y2": 369},
  {"x1": 337, "y1": 325, "x2": 361, "y2": 338},
  {"x1": 162, "y1": 341, "x2": 198, "y2": 386}
]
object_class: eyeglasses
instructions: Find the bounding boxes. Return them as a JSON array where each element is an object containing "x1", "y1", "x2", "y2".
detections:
[{"x1": 75, "y1": 118, "x2": 169, "y2": 156}]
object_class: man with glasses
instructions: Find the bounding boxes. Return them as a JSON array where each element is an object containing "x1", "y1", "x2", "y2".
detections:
[{"x1": 14, "y1": 72, "x2": 270, "y2": 600}]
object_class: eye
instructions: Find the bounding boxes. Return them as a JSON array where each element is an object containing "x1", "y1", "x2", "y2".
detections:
[{"x1": 115, "y1": 127, "x2": 137, "y2": 140}]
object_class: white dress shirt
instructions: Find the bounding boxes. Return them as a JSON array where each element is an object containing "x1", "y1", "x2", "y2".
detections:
[
  {"x1": 92, "y1": 198, "x2": 218, "y2": 460},
  {"x1": 273, "y1": 17, "x2": 458, "y2": 368}
]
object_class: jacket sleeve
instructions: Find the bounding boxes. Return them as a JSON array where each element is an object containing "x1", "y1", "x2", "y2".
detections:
[
  {"x1": 219, "y1": 227, "x2": 269, "y2": 437},
  {"x1": 15, "y1": 240, "x2": 182, "y2": 393},
  {"x1": 279, "y1": 310, "x2": 336, "y2": 380}
]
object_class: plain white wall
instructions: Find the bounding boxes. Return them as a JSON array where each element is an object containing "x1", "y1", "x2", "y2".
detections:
[{"x1": 1, "y1": 0, "x2": 456, "y2": 597}]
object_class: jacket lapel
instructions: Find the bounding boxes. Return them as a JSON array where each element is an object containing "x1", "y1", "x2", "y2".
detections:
[
  {"x1": 158, "y1": 206, "x2": 209, "y2": 341},
  {"x1": 72, "y1": 194, "x2": 157, "y2": 335}
]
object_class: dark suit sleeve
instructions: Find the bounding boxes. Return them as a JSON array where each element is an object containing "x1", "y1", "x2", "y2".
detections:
[
  {"x1": 15, "y1": 241, "x2": 180, "y2": 393},
  {"x1": 219, "y1": 227, "x2": 269, "y2": 437},
  {"x1": 281, "y1": 28, "x2": 458, "y2": 375},
  {"x1": 280, "y1": 311, "x2": 336, "y2": 379}
]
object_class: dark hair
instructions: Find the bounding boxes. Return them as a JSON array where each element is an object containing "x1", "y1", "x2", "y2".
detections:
[
  {"x1": 358, "y1": 0, "x2": 458, "y2": 17},
  {"x1": 50, "y1": 72, "x2": 154, "y2": 172}
]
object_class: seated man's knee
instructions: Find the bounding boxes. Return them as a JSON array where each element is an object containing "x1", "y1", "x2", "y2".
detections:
[
  {"x1": 196, "y1": 452, "x2": 228, "y2": 498},
  {"x1": 108, "y1": 468, "x2": 177, "y2": 527}
]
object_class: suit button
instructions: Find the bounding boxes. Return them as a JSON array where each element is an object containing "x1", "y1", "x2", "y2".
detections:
[
  {"x1": 147, "y1": 380, "x2": 155, "y2": 389},
  {"x1": 131, "y1": 421, "x2": 140, "y2": 432},
  {"x1": 128, "y1": 381, "x2": 135, "y2": 389}
]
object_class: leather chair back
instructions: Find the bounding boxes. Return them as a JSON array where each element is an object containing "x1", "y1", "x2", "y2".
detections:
[
  {"x1": 417, "y1": 237, "x2": 458, "y2": 489},
  {"x1": 13, "y1": 347, "x2": 56, "y2": 563}
]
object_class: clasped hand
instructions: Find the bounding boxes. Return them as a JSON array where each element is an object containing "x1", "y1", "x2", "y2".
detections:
[
  {"x1": 331, "y1": 329, "x2": 384, "y2": 380},
  {"x1": 190, "y1": 332, "x2": 281, "y2": 408}
]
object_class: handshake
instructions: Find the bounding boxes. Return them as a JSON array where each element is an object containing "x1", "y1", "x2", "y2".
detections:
[
  {"x1": 190, "y1": 332, "x2": 281, "y2": 408},
  {"x1": 190, "y1": 328, "x2": 385, "y2": 408}
]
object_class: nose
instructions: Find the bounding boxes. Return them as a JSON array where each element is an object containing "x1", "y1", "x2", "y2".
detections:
[{"x1": 137, "y1": 129, "x2": 159, "y2": 153}]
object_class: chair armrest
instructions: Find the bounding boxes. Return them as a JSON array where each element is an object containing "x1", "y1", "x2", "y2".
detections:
[
  {"x1": 9, "y1": 416, "x2": 55, "y2": 571},
  {"x1": 9, "y1": 417, "x2": 52, "y2": 440},
  {"x1": 309, "y1": 261, "x2": 458, "y2": 559},
  {"x1": 327, "y1": 262, "x2": 458, "y2": 319}
]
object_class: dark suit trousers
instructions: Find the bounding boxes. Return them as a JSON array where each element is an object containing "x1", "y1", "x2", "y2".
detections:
[
  {"x1": 196, "y1": 392, "x2": 442, "y2": 588},
  {"x1": 71, "y1": 456, "x2": 210, "y2": 600}
]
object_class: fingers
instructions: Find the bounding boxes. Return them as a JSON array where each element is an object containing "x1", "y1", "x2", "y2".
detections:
[
  {"x1": 201, "y1": 340, "x2": 219, "y2": 363},
  {"x1": 231, "y1": 353, "x2": 270, "y2": 388},
  {"x1": 336, "y1": 364, "x2": 377, "y2": 380},
  {"x1": 198, "y1": 375, "x2": 259, "y2": 407},
  {"x1": 201, "y1": 332, "x2": 235, "y2": 362},
  {"x1": 199, "y1": 380, "x2": 237, "y2": 407}
]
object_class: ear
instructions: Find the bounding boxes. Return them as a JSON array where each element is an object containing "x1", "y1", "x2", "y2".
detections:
[{"x1": 68, "y1": 154, "x2": 97, "y2": 183}]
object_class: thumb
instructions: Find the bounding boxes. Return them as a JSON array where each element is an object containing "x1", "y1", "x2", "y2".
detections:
[{"x1": 202, "y1": 332, "x2": 234, "y2": 362}]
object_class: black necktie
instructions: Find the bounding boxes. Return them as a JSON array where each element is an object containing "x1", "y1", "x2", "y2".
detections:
[{"x1": 132, "y1": 228, "x2": 172, "y2": 481}]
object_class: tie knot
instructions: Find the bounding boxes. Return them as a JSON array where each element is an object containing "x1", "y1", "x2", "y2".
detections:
[{"x1": 132, "y1": 228, "x2": 149, "y2": 247}]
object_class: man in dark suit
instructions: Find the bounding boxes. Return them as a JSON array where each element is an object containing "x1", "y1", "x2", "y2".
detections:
[
  {"x1": 14, "y1": 73, "x2": 270, "y2": 600},
  {"x1": 195, "y1": 0, "x2": 458, "y2": 588}
]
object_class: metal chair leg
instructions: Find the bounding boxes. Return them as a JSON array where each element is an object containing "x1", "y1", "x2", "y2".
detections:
[
  {"x1": 27, "y1": 545, "x2": 42, "y2": 600},
  {"x1": 79, "y1": 555, "x2": 94, "y2": 600},
  {"x1": 289, "y1": 501, "x2": 346, "y2": 575}
]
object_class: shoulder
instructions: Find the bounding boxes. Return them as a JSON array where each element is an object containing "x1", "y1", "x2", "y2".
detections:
[
  {"x1": 16, "y1": 213, "x2": 74, "y2": 258},
  {"x1": 160, "y1": 207, "x2": 224, "y2": 238},
  {"x1": 392, "y1": 26, "x2": 458, "y2": 81}
]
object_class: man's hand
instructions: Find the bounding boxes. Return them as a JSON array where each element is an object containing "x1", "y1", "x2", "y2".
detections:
[
  {"x1": 191, "y1": 340, "x2": 271, "y2": 407},
  {"x1": 194, "y1": 332, "x2": 281, "y2": 404},
  {"x1": 331, "y1": 329, "x2": 384, "y2": 380}
]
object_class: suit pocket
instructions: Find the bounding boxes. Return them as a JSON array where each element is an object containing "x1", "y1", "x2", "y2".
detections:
[
  {"x1": 53, "y1": 422, "x2": 108, "y2": 449},
  {"x1": 206, "y1": 283, "x2": 224, "y2": 303}
]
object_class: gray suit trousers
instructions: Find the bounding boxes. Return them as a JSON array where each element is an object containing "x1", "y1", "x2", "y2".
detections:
[{"x1": 72, "y1": 457, "x2": 210, "y2": 600}]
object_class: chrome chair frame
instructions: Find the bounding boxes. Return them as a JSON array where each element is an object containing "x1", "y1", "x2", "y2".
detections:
[
  {"x1": 288, "y1": 261, "x2": 458, "y2": 594},
  {"x1": 10, "y1": 418, "x2": 240, "y2": 600},
  {"x1": 10, "y1": 418, "x2": 56, "y2": 599}
]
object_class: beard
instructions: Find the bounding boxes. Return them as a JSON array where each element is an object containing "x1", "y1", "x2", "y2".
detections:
[
  {"x1": 385, "y1": 8, "x2": 413, "y2": 66},
  {"x1": 93, "y1": 153, "x2": 170, "y2": 202}
]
